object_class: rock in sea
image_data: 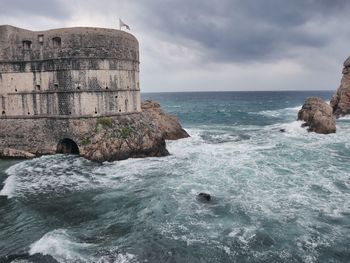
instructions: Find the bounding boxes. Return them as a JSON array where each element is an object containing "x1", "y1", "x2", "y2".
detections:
[
  {"x1": 198, "y1": 193, "x2": 211, "y2": 202},
  {"x1": 297, "y1": 97, "x2": 336, "y2": 134}
]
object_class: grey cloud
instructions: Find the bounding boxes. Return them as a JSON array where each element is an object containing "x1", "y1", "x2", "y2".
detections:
[
  {"x1": 0, "y1": 0, "x2": 70, "y2": 19},
  {"x1": 135, "y1": 0, "x2": 350, "y2": 63}
]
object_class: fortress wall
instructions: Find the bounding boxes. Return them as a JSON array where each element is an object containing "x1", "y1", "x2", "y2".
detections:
[
  {"x1": 1, "y1": 90, "x2": 140, "y2": 117},
  {"x1": 0, "y1": 69, "x2": 139, "y2": 93}
]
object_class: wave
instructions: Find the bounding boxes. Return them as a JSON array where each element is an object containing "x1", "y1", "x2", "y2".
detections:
[
  {"x1": 29, "y1": 229, "x2": 138, "y2": 263},
  {"x1": 250, "y1": 105, "x2": 301, "y2": 118},
  {"x1": 29, "y1": 229, "x2": 91, "y2": 262},
  {"x1": 0, "y1": 155, "x2": 108, "y2": 199}
]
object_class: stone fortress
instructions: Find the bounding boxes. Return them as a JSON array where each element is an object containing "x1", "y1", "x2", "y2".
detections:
[{"x1": 0, "y1": 25, "x2": 180, "y2": 161}]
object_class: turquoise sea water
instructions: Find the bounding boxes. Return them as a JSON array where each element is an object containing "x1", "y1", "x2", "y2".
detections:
[{"x1": 1, "y1": 91, "x2": 349, "y2": 263}]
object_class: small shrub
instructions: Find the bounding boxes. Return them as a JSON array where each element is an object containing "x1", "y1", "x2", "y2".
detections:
[{"x1": 119, "y1": 127, "x2": 131, "y2": 139}]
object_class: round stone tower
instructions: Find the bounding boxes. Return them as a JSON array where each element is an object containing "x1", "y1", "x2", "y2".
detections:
[{"x1": 0, "y1": 25, "x2": 141, "y2": 117}]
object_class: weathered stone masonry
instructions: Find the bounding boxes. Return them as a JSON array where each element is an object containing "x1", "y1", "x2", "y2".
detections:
[{"x1": 0, "y1": 25, "x2": 149, "y2": 158}]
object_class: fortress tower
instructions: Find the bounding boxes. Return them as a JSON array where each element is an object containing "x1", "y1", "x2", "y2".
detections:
[
  {"x1": 0, "y1": 25, "x2": 141, "y2": 117},
  {"x1": 0, "y1": 25, "x2": 145, "y2": 158}
]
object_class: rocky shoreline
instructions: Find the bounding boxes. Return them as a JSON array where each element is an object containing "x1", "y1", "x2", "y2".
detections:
[{"x1": 0, "y1": 100, "x2": 189, "y2": 162}]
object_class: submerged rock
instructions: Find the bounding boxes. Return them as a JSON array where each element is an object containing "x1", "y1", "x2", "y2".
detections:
[
  {"x1": 297, "y1": 97, "x2": 336, "y2": 134},
  {"x1": 197, "y1": 192, "x2": 211, "y2": 202},
  {"x1": 330, "y1": 56, "x2": 350, "y2": 118},
  {"x1": 141, "y1": 100, "x2": 190, "y2": 140}
]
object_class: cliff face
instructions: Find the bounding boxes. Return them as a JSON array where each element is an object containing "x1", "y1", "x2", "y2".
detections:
[{"x1": 330, "y1": 56, "x2": 350, "y2": 117}]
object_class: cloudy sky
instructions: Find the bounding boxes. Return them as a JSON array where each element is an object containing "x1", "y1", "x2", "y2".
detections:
[{"x1": 0, "y1": 0, "x2": 349, "y2": 92}]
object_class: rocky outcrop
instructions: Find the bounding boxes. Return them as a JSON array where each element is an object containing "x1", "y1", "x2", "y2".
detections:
[
  {"x1": 298, "y1": 97, "x2": 336, "y2": 134},
  {"x1": 79, "y1": 113, "x2": 170, "y2": 162},
  {"x1": 330, "y1": 56, "x2": 350, "y2": 118},
  {"x1": 141, "y1": 100, "x2": 190, "y2": 140},
  {"x1": 0, "y1": 148, "x2": 36, "y2": 159}
]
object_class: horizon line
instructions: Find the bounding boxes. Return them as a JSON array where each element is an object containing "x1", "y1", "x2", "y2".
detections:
[{"x1": 141, "y1": 89, "x2": 335, "y2": 94}]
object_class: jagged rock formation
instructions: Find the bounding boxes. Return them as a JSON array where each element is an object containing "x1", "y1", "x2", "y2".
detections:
[
  {"x1": 141, "y1": 100, "x2": 190, "y2": 140},
  {"x1": 298, "y1": 97, "x2": 336, "y2": 134},
  {"x1": 330, "y1": 56, "x2": 350, "y2": 117}
]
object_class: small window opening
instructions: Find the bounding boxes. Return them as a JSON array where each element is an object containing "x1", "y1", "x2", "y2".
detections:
[
  {"x1": 38, "y1": 34, "x2": 44, "y2": 43},
  {"x1": 27, "y1": 112, "x2": 30, "y2": 115},
  {"x1": 115, "y1": 95, "x2": 118, "y2": 98},
  {"x1": 77, "y1": 86, "x2": 80, "y2": 90},
  {"x1": 94, "y1": 108, "x2": 97, "y2": 114},
  {"x1": 69, "y1": 111, "x2": 72, "y2": 115},
  {"x1": 54, "y1": 83, "x2": 59, "y2": 89},
  {"x1": 127, "y1": 86, "x2": 129, "y2": 89},
  {"x1": 15, "y1": 88, "x2": 17, "y2": 92},
  {"x1": 35, "y1": 84, "x2": 41, "y2": 91},
  {"x1": 2, "y1": 111, "x2": 5, "y2": 115},
  {"x1": 119, "y1": 109, "x2": 121, "y2": 112},
  {"x1": 52, "y1": 37, "x2": 62, "y2": 48},
  {"x1": 23, "y1": 40, "x2": 32, "y2": 50},
  {"x1": 106, "y1": 86, "x2": 109, "y2": 90}
]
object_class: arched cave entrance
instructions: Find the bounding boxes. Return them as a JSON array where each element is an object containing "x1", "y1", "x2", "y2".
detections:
[{"x1": 56, "y1": 138, "x2": 80, "y2": 155}]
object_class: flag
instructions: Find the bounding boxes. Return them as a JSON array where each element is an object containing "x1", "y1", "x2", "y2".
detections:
[{"x1": 119, "y1": 19, "x2": 130, "y2": 30}]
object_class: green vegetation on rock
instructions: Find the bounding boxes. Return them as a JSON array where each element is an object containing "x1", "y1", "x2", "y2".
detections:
[
  {"x1": 96, "y1": 117, "x2": 113, "y2": 132},
  {"x1": 119, "y1": 127, "x2": 132, "y2": 139}
]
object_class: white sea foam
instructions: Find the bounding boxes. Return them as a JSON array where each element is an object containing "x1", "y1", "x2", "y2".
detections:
[
  {"x1": 251, "y1": 105, "x2": 302, "y2": 118},
  {"x1": 0, "y1": 155, "x2": 110, "y2": 198},
  {"x1": 0, "y1": 170, "x2": 17, "y2": 197},
  {"x1": 277, "y1": 120, "x2": 308, "y2": 136},
  {"x1": 29, "y1": 229, "x2": 138, "y2": 263},
  {"x1": 29, "y1": 229, "x2": 91, "y2": 262}
]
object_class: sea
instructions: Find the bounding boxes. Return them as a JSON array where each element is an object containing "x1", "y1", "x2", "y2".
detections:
[{"x1": 0, "y1": 91, "x2": 349, "y2": 263}]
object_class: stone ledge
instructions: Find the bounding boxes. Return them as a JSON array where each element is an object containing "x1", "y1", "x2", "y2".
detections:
[{"x1": 0, "y1": 111, "x2": 141, "y2": 120}]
